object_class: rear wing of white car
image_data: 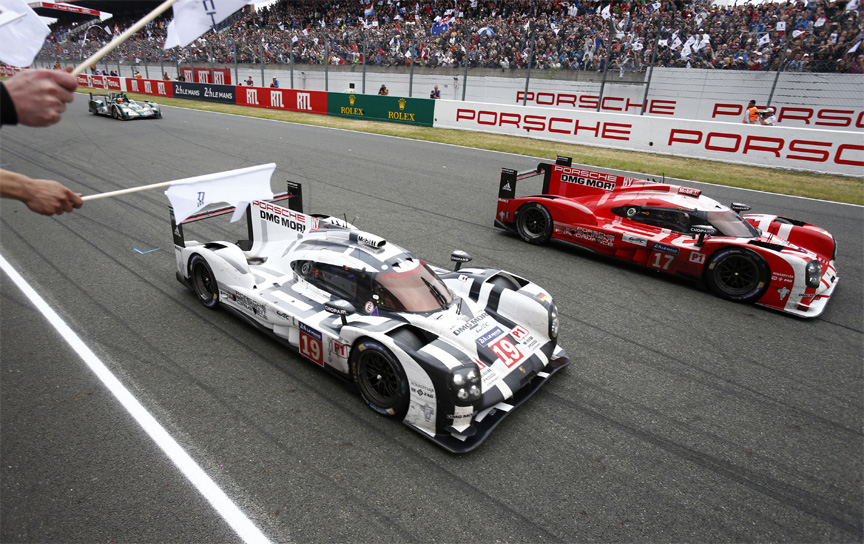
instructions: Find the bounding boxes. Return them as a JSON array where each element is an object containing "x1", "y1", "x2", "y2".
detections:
[{"x1": 170, "y1": 180, "x2": 304, "y2": 249}]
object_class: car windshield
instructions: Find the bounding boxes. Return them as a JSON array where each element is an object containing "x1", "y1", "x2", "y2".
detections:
[
  {"x1": 373, "y1": 262, "x2": 452, "y2": 312},
  {"x1": 706, "y1": 210, "x2": 760, "y2": 238}
]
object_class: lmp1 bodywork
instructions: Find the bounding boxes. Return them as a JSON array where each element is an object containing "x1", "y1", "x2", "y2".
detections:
[
  {"x1": 88, "y1": 92, "x2": 162, "y2": 120},
  {"x1": 172, "y1": 184, "x2": 569, "y2": 452},
  {"x1": 494, "y1": 156, "x2": 838, "y2": 318}
]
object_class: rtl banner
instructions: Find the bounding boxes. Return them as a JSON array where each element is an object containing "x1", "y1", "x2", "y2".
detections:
[
  {"x1": 127, "y1": 77, "x2": 174, "y2": 98},
  {"x1": 235, "y1": 86, "x2": 327, "y2": 115}
]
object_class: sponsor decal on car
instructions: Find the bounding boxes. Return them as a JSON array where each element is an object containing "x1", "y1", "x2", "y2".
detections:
[
  {"x1": 476, "y1": 326, "x2": 505, "y2": 347},
  {"x1": 223, "y1": 288, "x2": 268, "y2": 317},
  {"x1": 689, "y1": 252, "x2": 706, "y2": 264},
  {"x1": 567, "y1": 226, "x2": 614, "y2": 247},
  {"x1": 622, "y1": 233, "x2": 648, "y2": 247},
  {"x1": 298, "y1": 322, "x2": 324, "y2": 366},
  {"x1": 651, "y1": 242, "x2": 680, "y2": 255},
  {"x1": 452, "y1": 312, "x2": 490, "y2": 336}
]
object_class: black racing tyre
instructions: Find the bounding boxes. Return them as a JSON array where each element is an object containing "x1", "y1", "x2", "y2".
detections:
[
  {"x1": 111, "y1": 106, "x2": 119, "y2": 119},
  {"x1": 515, "y1": 202, "x2": 553, "y2": 245},
  {"x1": 189, "y1": 255, "x2": 219, "y2": 309},
  {"x1": 89, "y1": 103, "x2": 97, "y2": 114},
  {"x1": 705, "y1": 248, "x2": 770, "y2": 303},
  {"x1": 351, "y1": 340, "x2": 409, "y2": 419}
]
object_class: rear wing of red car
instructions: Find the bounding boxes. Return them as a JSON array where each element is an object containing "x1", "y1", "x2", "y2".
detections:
[
  {"x1": 498, "y1": 156, "x2": 702, "y2": 203},
  {"x1": 498, "y1": 155, "x2": 660, "y2": 200},
  {"x1": 170, "y1": 181, "x2": 303, "y2": 249}
]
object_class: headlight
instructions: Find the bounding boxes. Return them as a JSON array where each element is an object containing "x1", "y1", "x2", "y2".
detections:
[
  {"x1": 548, "y1": 302, "x2": 559, "y2": 340},
  {"x1": 805, "y1": 260, "x2": 822, "y2": 289},
  {"x1": 450, "y1": 365, "x2": 482, "y2": 405}
]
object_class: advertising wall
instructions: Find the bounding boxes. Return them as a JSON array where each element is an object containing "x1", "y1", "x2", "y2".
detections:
[
  {"x1": 179, "y1": 67, "x2": 233, "y2": 85},
  {"x1": 128, "y1": 78, "x2": 174, "y2": 98},
  {"x1": 434, "y1": 100, "x2": 863, "y2": 177},
  {"x1": 235, "y1": 86, "x2": 327, "y2": 115},
  {"x1": 327, "y1": 93, "x2": 435, "y2": 127},
  {"x1": 171, "y1": 81, "x2": 236, "y2": 104}
]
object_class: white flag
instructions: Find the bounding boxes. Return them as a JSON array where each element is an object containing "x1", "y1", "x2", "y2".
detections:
[
  {"x1": 0, "y1": 0, "x2": 49, "y2": 67},
  {"x1": 601, "y1": 4, "x2": 611, "y2": 20},
  {"x1": 164, "y1": 0, "x2": 250, "y2": 49},
  {"x1": 166, "y1": 163, "x2": 276, "y2": 223}
]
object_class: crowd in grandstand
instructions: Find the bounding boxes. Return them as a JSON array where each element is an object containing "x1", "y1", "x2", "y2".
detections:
[{"x1": 44, "y1": 0, "x2": 864, "y2": 74}]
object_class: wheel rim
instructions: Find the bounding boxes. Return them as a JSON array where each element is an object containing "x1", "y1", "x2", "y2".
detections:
[
  {"x1": 715, "y1": 255, "x2": 760, "y2": 295},
  {"x1": 520, "y1": 208, "x2": 549, "y2": 238},
  {"x1": 192, "y1": 263, "x2": 215, "y2": 302},
  {"x1": 358, "y1": 351, "x2": 400, "y2": 406}
]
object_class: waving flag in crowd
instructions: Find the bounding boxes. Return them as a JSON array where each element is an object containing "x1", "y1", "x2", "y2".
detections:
[
  {"x1": 364, "y1": 3, "x2": 374, "y2": 18},
  {"x1": 165, "y1": 0, "x2": 250, "y2": 49},
  {"x1": 0, "y1": 0, "x2": 50, "y2": 67}
]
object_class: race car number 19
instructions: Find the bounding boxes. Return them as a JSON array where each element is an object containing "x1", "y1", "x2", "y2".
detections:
[
  {"x1": 490, "y1": 336, "x2": 525, "y2": 368},
  {"x1": 299, "y1": 322, "x2": 324, "y2": 366}
]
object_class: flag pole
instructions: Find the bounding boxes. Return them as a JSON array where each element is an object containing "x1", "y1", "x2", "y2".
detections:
[
  {"x1": 81, "y1": 180, "x2": 176, "y2": 201},
  {"x1": 71, "y1": 0, "x2": 178, "y2": 77}
]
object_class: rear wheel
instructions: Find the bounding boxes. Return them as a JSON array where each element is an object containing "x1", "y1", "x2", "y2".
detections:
[
  {"x1": 351, "y1": 340, "x2": 409, "y2": 419},
  {"x1": 189, "y1": 255, "x2": 219, "y2": 308},
  {"x1": 705, "y1": 248, "x2": 769, "y2": 303},
  {"x1": 515, "y1": 202, "x2": 553, "y2": 245}
]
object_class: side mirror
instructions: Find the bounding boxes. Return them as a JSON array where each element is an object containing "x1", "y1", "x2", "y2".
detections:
[
  {"x1": 325, "y1": 299, "x2": 355, "y2": 326},
  {"x1": 690, "y1": 225, "x2": 717, "y2": 247},
  {"x1": 451, "y1": 250, "x2": 472, "y2": 271},
  {"x1": 730, "y1": 202, "x2": 751, "y2": 213}
]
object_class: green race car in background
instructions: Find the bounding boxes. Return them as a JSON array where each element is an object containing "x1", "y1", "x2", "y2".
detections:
[{"x1": 88, "y1": 92, "x2": 162, "y2": 120}]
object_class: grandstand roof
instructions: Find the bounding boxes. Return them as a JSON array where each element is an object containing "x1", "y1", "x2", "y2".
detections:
[
  {"x1": 29, "y1": 1, "x2": 106, "y2": 22},
  {"x1": 64, "y1": 0, "x2": 162, "y2": 14}
]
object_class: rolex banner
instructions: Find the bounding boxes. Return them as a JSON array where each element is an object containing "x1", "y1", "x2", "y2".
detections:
[{"x1": 327, "y1": 93, "x2": 434, "y2": 127}]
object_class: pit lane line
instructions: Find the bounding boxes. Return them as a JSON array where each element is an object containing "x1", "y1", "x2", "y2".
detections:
[{"x1": 0, "y1": 253, "x2": 271, "y2": 544}]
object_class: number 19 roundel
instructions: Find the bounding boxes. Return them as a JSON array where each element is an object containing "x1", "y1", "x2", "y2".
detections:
[{"x1": 299, "y1": 322, "x2": 324, "y2": 366}]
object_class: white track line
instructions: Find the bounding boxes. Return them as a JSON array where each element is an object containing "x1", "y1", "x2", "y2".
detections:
[{"x1": 0, "y1": 253, "x2": 271, "y2": 544}]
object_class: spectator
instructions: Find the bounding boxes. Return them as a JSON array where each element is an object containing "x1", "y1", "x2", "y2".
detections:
[
  {"x1": 246, "y1": 76, "x2": 254, "y2": 85},
  {"x1": 378, "y1": 84, "x2": 388, "y2": 95},
  {"x1": 759, "y1": 107, "x2": 777, "y2": 125},
  {"x1": 743, "y1": 99, "x2": 759, "y2": 124},
  {"x1": 270, "y1": 77, "x2": 279, "y2": 88},
  {"x1": 430, "y1": 85, "x2": 440, "y2": 99},
  {"x1": 163, "y1": 71, "x2": 171, "y2": 80}
]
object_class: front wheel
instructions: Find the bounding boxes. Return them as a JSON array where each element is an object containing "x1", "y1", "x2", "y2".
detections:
[
  {"x1": 351, "y1": 340, "x2": 409, "y2": 419},
  {"x1": 705, "y1": 248, "x2": 769, "y2": 303},
  {"x1": 189, "y1": 255, "x2": 219, "y2": 308},
  {"x1": 515, "y1": 202, "x2": 553, "y2": 245},
  {"x1": 111, "y1": 106, "x2": 119, "y2": 119}
]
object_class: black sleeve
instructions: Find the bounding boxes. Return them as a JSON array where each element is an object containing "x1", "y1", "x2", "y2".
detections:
[{"x1": 0, "y1": 81, "x2": 19, "y2": 126}]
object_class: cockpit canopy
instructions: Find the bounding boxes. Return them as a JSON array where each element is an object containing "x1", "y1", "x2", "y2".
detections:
[
  {"x1": 611, "y1": 205, "x2": 760, "y2": 238},
  {"x1": 293, "y1": 256, "x2": 453, "y2": 313}
]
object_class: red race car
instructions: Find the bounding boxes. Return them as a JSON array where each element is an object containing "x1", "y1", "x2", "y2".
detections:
[{"x1": 494, "y1": 156, "x2": 839, "y2": 318}]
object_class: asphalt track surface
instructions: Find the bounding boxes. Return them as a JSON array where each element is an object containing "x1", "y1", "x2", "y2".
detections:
[{"x1": 1, "y1": 99, "x2": 862, "y2": 543}]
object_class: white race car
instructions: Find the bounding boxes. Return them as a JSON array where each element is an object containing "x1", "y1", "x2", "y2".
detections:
[{"x1": 171, "y1": 183, "x2": 570, "y2": 452}]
